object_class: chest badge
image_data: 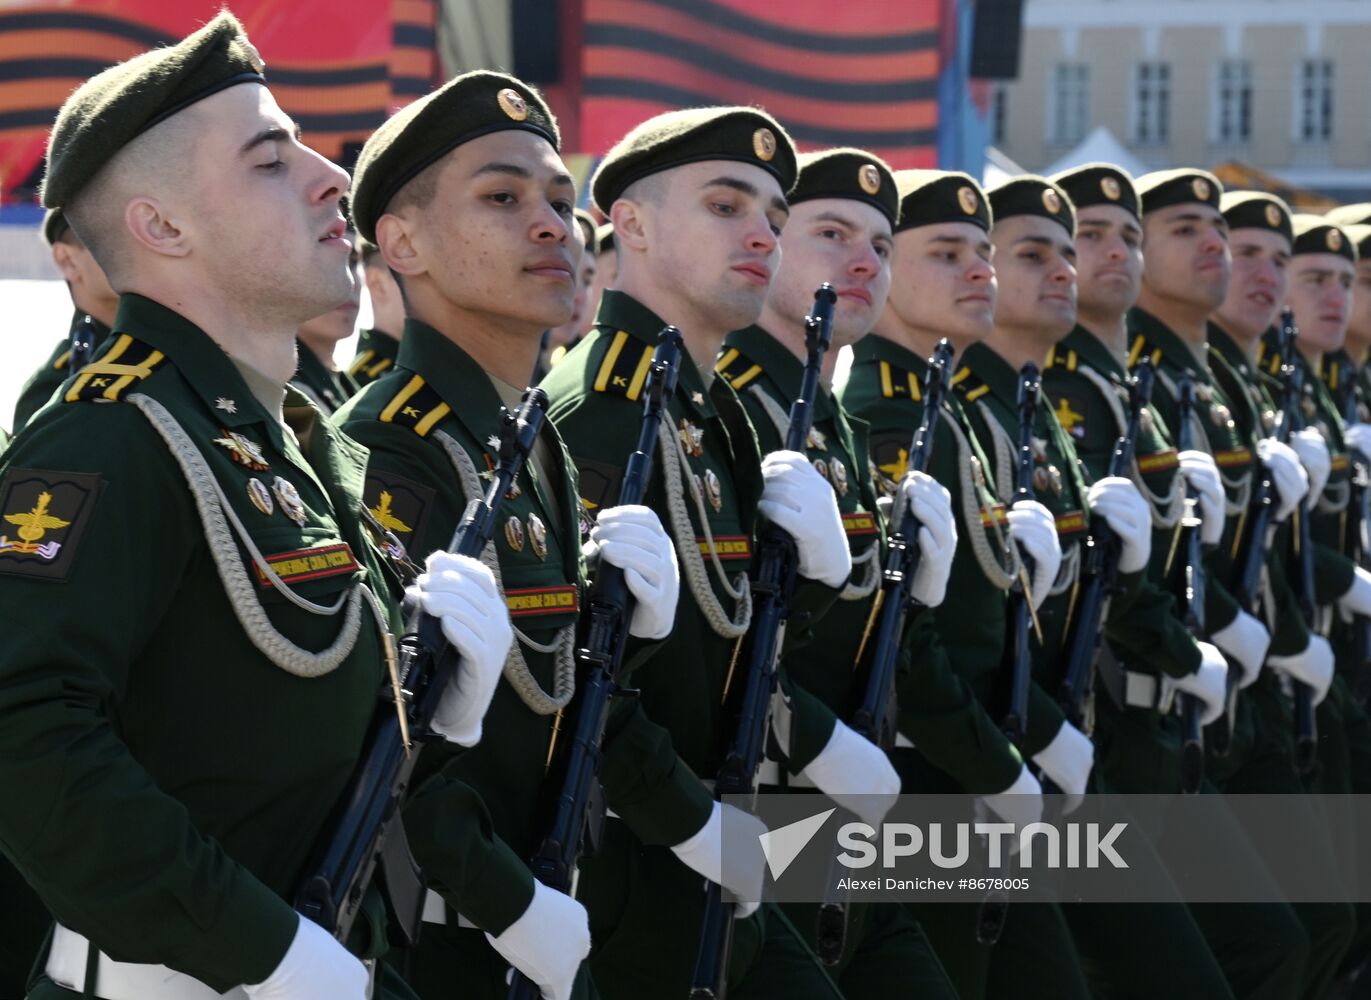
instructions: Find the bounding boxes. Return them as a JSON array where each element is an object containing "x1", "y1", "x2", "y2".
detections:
[
  {"x1": 807, "y1": 426, "x2": 827, "y2": 451},
  {"x1": 1209, "y1": 403, "x2": 1233, "y2": 430},
  {"x1": 214, "y1": 429, "x2": 270, "y2": 471},
  {"x1": 830, "y1": 457, "x2": 849, "y2": 497},
  {"x1": 505, "y1": 516, "x2": 526, "y2": 552},
  {"x1": 704, "y1": 468, "x2": 724, "y2": 513},
  {"x1": 247, "y1": 478, "x2": 274, "y2": 516},
  {"x1": 215, "y1": 397, "x2": 237, "y2": 414},
  {"x1": 679, "y1": 418, "x2": 705, "y2": 458},
  {"x1": 272, "y1": 476, "x2": 306, "y2": 525},
  {"x1": 527, "y1": 513, "x2": 549, "y2": 560}
]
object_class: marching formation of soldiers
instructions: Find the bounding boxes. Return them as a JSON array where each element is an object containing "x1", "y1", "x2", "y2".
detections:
[{"x1": 6, "y1": 10, "x2": 1371, "y2": 1000}]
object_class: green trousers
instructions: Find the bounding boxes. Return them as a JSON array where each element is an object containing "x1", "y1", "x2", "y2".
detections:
[{"x1": 0, "y1": 860, "x2": 48, "y2": 1000}]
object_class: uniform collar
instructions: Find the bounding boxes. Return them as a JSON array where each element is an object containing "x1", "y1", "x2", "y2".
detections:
[
  {"x1": 595, "y1": 289, "x2": 718, "y2": 419},
  {"x1": 849, "y1": 332, "x2": 931, "y2": 377},
  {"x1": 1056, "y1": 325, "x2": 1126, "y2": 378},
  {"x1": 1128, "y1": 306, "x2": 1208, "y2": 378},
  {"x1": 395, "y1": 318, "x2": 511, "y2": 441},
  {"x1": 721, "y1": 324, "x2": 835, "y2": 421},
  {"x1": 1205, "y1": 320, "x2": 1254, "y2": 376}
]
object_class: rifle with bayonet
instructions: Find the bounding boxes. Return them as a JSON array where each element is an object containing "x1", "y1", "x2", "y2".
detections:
[
  {"x1": 1336, "y1": 375, "x2": 1371, "y2": 706},
  {"x1": 688, "y1": 284, "x2": 836, "y2": 1000},
  {"x1": 1172, "y1": 376, "x2": 1206, "y2": 794},
  {"x1": 507, "y1": 330, "x2": 683, "y2": 1000},
  {"x1": 295, "y1": 389, "x2": 549, "y2": 946}
]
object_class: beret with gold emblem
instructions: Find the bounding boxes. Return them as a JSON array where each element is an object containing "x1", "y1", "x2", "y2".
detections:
[
  {"x1": 1050, "y1": 162, "x2": 1139, "y2": 222},
  {"x1": 42, "y1": 11, "x2": 266, "y2": 208},
  {"x1": 1326, "y1": 203, "x2": 1371, "y2": 228},
  {"x1": 892, "y1": 170, "x2": 991, "y2": 234},
  {"x1": 1219, "y1": 191, "x2": 1293, "y2": 244},
  {"x1": 590, "y1": 106, "x2": 797, "y2": 214},
  {"x1": 987, "y1": 175, "x2": 1076, "y2": 237},
  {"x1": 595, "y1": 222, "x2": 615, "y2": 256},
  {"x1": 1291, "y1": 214, "x2": 1357, "y2": 263},
  {"x1": 1344, "y1": 224, "x2": 1371, "y2": 261},
  {"x1": 41, "y1": 208, "x2": 69, "y2": 246},
  {"x1": 788, "y1": 148, "x2": 899, "y2": 227},
  {"x1": 1135, "y1": 168, "x2": 1223, "y2": 216},
  {"x1": 573, "y1": 208, "x2": 597, "y2": 249},
  {"x1": 350, "y1": 70, "x2": 559, "y2": 243}
]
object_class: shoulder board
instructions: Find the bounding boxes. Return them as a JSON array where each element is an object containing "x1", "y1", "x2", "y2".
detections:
[
  {"x1": 1126, "y1": 334, "x2": 1164, "y2": 371},
  {"x1": 877, "y1": 359, "x2": 921, "y2": 401},
  {"x1": 1324, "y1": 358, "x2": 1341, "y2": 392},
  {"x1": 715, "y1": 347, "x2": 765, "y2": 391},
  {"x1": 378, "y1": 374, "x2": 451, "y2": 437},
  {"x1": 592, "y1": 330, "x2": 655, "y2": 401},
  {"x1": 349, "y1": 350, "x2": 394, "y2": 381},
  {"x1": 950, "y1": 366, "x2": 990, "y2": 403},
  {"x1": 63, "y1": 334, "x2": 166, "y2": 403},
  {"x1": 53, "y1": 349, "x2": 71, "y2": 371},
  {"x1": 1045, "y1": 345, "x2": 1079, "y2": 372},
  {"x1": 348, "y1": 349, "x2": 376, "y2": 377}
]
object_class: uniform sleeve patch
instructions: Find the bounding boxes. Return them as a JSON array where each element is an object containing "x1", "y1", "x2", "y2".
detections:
[
  {"x1": 364, "y1": 472, "x2": 437, "y2": 556},
  {"x1": 869, "y1": 430, "x2": 911, "y2": 491},
  {"x1": 575, "y1": 458, "x2": 623, "y2": 513},
  {"x1": 0, "y1": 468, "x2": 102, "y2": 581},
  {"x1": 1053, "y1": 393, "x2": 1088, "y2": 439},
  {"x1": 255, "y1": 543, "x2": 359, "y2": 587}
]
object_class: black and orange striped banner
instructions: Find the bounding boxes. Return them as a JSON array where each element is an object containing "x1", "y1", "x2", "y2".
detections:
[{"x1": 580, "y1": 0, "x2": 944, "y2": 168}]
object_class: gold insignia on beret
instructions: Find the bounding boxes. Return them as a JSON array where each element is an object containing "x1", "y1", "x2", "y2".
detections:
[
  {"x1": 1265, "y1": 204, "x2": 1282, "y2": 228},
  {"x1": 1192, "y1": 177, "x2": 1211, "y2": 201},
  {"x1": 240, "y1": 39, "x2": 266, "y2": 74},
  {"x1": 859, "y1": 164, "x2": 881, "y2": 196},
  {"x1": 1042, "y1": 188, "x2": 1062, "y2": 214},
  {"x1": 958, "y1": 186, "x2": 979, "y2": 215},
  {"x1": 753, "y1": 128, "x2": 777, "y2": 162},
  {"x1": 1101, "y1": 176, "x2": 1121, "y2": 201},
  {"x1": 498, "y1": 88, "x2": 529, "y2": 122},
  {"x1": 1328, "y1": 228, "x2": 1344, "y2": 251}
]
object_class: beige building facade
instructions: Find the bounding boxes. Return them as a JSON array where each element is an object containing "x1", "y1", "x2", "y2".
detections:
[{"x1": 993, "y1": 0, "x2": 1371, "y2": 197}]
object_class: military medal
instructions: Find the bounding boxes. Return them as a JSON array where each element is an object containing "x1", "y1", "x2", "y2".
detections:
[
  {"x1": 505, "y1": 516, "x2": 525, "y2": 552},
  {"x1": 214, "y1": 429, "x2": 270, "y2": 471},
  {"x1": 527, "y1": 513, "x2": 548, "y2": 560},
  {"x1": 272, "y1": 476, "x2": 306, "y2": 525},
  {"x1": 1262, "y1": 409, "x2": 1276, "y2": 432},
  {"x1": 704, "y1": 469, "x2": 723, "y2": 513},
  {"x1": 691, "y1": 391, "x2": 706, "y2": 407},
  {"x1": 1033, "y1": 466, "x2": 1051, "y2": 493},
  {"x1": 246, "y1": 478, "x2": 274, "y2": 516},
  {"x1": 215, "y1": 397, "x2": 237, "y2": 414},
  {"x1": 1210, "y1": 403, "x2": 1232, "y2": 429},
  {"x1": 807, "y1": 426, "x2": 827, "y2": 451},
  {"x1": 1048, "y1": 466, "x2": 1064, "y2": 496},
  {"x1": 830, "y1": 458, "x2": 849, "y2": 497},
  {"x1": 1140, "y1": 408, "x2": 1154, "y2": 434},
  {"x1": 1031, "y1": 437, "x2": 1048, "y2": 462},
  {"x1": 679, "y1": 418, "x2": 705, "y2": 458},
  {"x1": 481, "y1": 458, "x2": 521, "y2": 499},
  {"x1": 813, "y1": 458, "x2": 829, "y2": 483}
]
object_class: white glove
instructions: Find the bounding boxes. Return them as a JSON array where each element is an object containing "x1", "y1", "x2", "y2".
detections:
[
  {"x1": 1269, "y1": 635, "x2": 1335, "y2": 707},
  {"x1": 671, "y1": 801, "x2": 766, "y2": 919},
  {"x1": 1338, "y1": 565, "x2": 1371, "y2": 618},
  {"x1": 1345, "y1": 422, "x2": 1371, "y2": 459},
  {"x1": 758, "y1": 450, "x2": 852, "y2": 588},
  {"x1": 1291, "y1": 427, "x2": 1332, "y2": 504},
  {"x1": 1086, "y1": 477, "x2": 1152, "y2": 574},
  {"x1": 590, "y1": 504, "x2": 679, "y2": 640},
  {"x1": 892, "y1": 471, "x2": 957, "y2": 606},
  {"x1": 1031, "y1": 720, "x2": 1094, "y2": 812},
  {"x1": 1005, "y1": 499, "x2": 1062, "y2": 610},
  {"x1": 800, "y1": 720, "x2": 902, "y2": 829},
  {"x1": 979, "y1": 764, "x2": 1044, "y2": 829},
  {"x1": 1177, "y1": 450, "x2": 1225, "y2": 546},
  {"x1": 243, "y1": 916, "x2": 368, "y2": 1000},
  {"x1": 1256, "y1": 438, "x2": 1309, "y2": 521},
  {"x1": 485, "y1": 880, "x2": 590, "y2": 1000},
  {"x1": 1161, "y1": 641, "x2": 1228, "y2": 726},
  {"x1": 1209, "y1": 610, "x2": 1270, "y2": 689},
  {"x1": 411, "y1": 551, "x2": 513, "y2": 746}
]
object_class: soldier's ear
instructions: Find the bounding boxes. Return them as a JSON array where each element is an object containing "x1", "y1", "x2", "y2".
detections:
[
  {"x1": 124, "y1": 196, "x2": 189, "y2": 258},
  {"x1": 50, "y1": 240, "x2": 81, "y2": 283},
  {"x1": 610, "y1": 198, "x2": 650, "y2": 254},
  {"x1": 377, "y1": 213, "x2": 424, "y2": 279}
]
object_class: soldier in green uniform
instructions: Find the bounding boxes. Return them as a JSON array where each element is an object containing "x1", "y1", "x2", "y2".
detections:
[
  {"x1": 0, "y1": 15, "x2": 515, "y2": 1000},
  {"x1": 292, "y1": 241, "x2": 363, "y2": 413},
  {"x1": 1128, "y1": 168, "x2": 1314, "y2": 1000},
  {"x1": 541, "y1": 107, "x2": 879, "y2": 999},
  {"x1": 839, "y1": 171, "x2": 1070, "y2": 999},
  {"x1": 346, "y1": 239, "x2": 405, "y2": 390},
  {"x1": 341, "y1": 69, "x2": 704, "y2": 1000},
  {"x1": 714, "y1": 147, "x2": 958, "y2": 998},
  {"x1": 11, "y1": 209, "x2": 118, "y2": 432}
]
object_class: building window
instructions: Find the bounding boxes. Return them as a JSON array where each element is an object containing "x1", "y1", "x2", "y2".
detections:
[
  {"x1": 1295, "y1": 59, "x2": 1334, "y2": 142},
  {"x1": 1050, "y1": 62, "x2": 1089, "y2": 145},
  {"x1": 1132, "y1": 61, "x2": 1171, "y2": 145},
  {"x1": 1213, "y1": 60, "x2": 1252, "y2": 144},
  {"x1": 991, "y1": 84, "x2": 1008, "y2": 145}
]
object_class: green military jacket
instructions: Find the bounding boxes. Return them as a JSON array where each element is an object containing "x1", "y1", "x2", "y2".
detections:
[
  {"x1": 292, "y1": 338, "x2": 360, "y2": 415},
  {"x1": 539, "y1": 291, "x2": 841, "y2": 782},
  {"x1": 12, "y1": 312, "x2": 111, "y2": 433},
  {"x1": 335, "y1": 320, "x2": 713, "y2": 935},
  {"x1": 1041, "y1": 328, "x2": 1201, "y2": 681},
  {"x1": 348, "y1": 328, "x2": 401, "y2": 390},
  {"x1": 0, "y1": 294, "x2": 400, "y2": 991},
  {"x1": 839, "y1": 334, "x2": 1048, "y2": 788}
]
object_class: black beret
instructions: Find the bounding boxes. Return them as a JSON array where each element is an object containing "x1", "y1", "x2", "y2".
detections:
[
  {"x1": 892, "y1": 170, "x2": 991, "y2": 234},
  {"x1": 351, "y1": 70, "x2": 559, "y2": 243},
  {"x1": 1345, "y1": 224, "x2": 1371, "y2": 260},
  {"x1": 1051, "y1": 163, "x2": 1139, "y2": 221},
  {"x1": 1135, "y1": 168, "x2": 1222, "y2": 215},
  {"x1": 1291, "y1": 214, "x2": 1357, "y2": 263},
  {"x1": 788, "y1": 148, "x2": 899, "y2": 227},
  {"x1": 1326, "y1": 204, "x2": 1371, "y2": 227},
  {"x1": 988, "y1": 175, "x2": 1075, "y2": 237},
  {"x1": 42, "y1": 208, "x2": 70, "y2": 246},
  {"x1": 1219, "y1": 191, "x2": 1293, "y2": 244},
  {"x1": 42, "y1": 11, "x2": 265, "y2": 208},
  {"x1": 595, "y1": 223, "x2": 615, "y2": 256},
  {"x1": 573, "y1": 208, "x2": 596, "y2": 248},
  {"x1": 591, "y1": 106, "x2": 797, "y2": 214}
]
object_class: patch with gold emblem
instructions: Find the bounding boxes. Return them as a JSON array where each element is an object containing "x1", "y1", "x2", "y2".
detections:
[
  {"x1": 247, "y1": 478, "x2": 274, "y2": 516},
  {"x1": 0, "y1": 468, "x2": 101, "y2": 580},
  {"x1": 1042, "y1": 187, "x2": 1062, "y2": 214},
  {"x1": 576, "y1": 459, "x2": 622, "y2": 514},
  {"x1": 272, "y1": 477, "x2": 307, "y2": 526},
  {"x1": 364, "y1": 473, "x2": 435, "y2": 551},
  {"x1": 214, "y1": 429, "x2": 270, "y2": 471},
  {"x1": 679, "y1": 418, "x2": 705, "y2": 458},
  {"x1": 753, "y1": 127, "x2": 777, "y2": 161},
  {"x1": 830, "y1": 458, "x2": 849, "y2": 497},
  {"x1": 704, "y1": 469, "x2": 724, "y2": 512},
  {"x1": 1054, "y1": 394, "x2": 1087, "y2": 440},
  {"x1": 1265, "y1": 204, "x2": 1282, "y2": 228},
  {"x1": 1101, "y1": 176, "x2": 1122, "y2": 201},
  {"x1": 497, "y1": 88, "x2": 529, "y2": 121},
  {"x1": 1192, "y1": 177, "x2": 1211, "y2": 201},
  {"x1": 505, "y1": 516, "x2": 525, "y2": 552},
  {"x1": 957, "y1": 186, "x2": 979, "y2": 215},
  {"x1": 859, "y1": 163, "x2": 881, "y2": 195},
  {"x1": 527, "y1": 513, "x2": 549, "y2": 560}
]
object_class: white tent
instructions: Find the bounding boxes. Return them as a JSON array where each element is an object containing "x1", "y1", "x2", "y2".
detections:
[
  {"x1": 983, "y1": 145, "x2": 1028, "y2": 188},
  {"x1": 1043, "y1": 127, "x2": 1149, "y2": 178}
]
